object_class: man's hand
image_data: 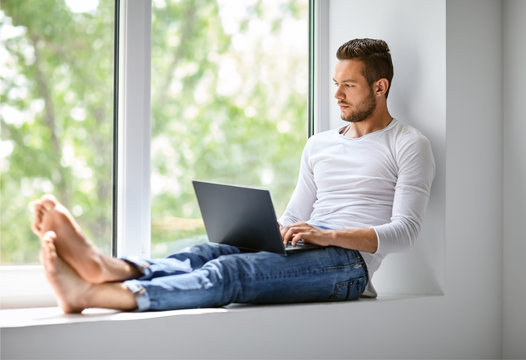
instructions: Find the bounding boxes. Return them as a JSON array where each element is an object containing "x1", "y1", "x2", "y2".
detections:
[
  {"x1": 279, "y1": 222, "x2": 379, "y2": 253},
  {"x1": 280, "y1": 222, "x2": 333, "y2": 247}
]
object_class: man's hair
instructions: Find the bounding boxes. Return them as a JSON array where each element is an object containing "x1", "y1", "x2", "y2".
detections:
[{"x1": 336, "y1": 38, "x2": 394, "y2": 98}]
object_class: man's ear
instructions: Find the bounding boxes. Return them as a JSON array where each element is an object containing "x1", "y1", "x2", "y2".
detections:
[{"x1": 375, "y1": 78, "x2": 389, "y2": 96}]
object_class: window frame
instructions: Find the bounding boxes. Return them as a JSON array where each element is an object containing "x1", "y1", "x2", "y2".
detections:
[
  {"x1": 114, "y1": 0, "x2": 152, "y2": 259},
  {"x1": 310, "y1": 0, "x2": 330, "y2": 134}
]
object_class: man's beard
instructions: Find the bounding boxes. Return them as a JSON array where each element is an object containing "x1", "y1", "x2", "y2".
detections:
[{"x1": 340, "y1": 90, "x2": 376, "y2": 123}]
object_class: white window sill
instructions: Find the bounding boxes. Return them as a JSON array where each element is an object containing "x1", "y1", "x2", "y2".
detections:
[
  {"x1": 0, "y1": 294, "x2": 438, "y2": 329},
  {"x1": 1, "y1": 295, "x2": 444, "y2": 359},
  {"x1": 0, "y1": 265, "x2": 56, "y2": 309},
  {"x1": 0, "y1": 305, "x2": 229, "y2": 328}
]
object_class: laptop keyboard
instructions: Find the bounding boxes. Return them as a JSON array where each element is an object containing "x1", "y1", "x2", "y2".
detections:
[{"x1": 285, "y1": 240, "x2": 320, "y2": 251}]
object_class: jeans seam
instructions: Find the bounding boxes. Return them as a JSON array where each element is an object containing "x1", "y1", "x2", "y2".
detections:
[
  {"x1": 241, "y1": 268, "x2": 323, "y2": 281},
  {"x1": 324, "y1": 264, "x2": 356, "y2": 272}
]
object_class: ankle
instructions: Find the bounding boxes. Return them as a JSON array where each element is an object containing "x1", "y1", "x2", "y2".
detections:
[{"x1": 78, "y1": 251, "x2": 107, "y2": 284}]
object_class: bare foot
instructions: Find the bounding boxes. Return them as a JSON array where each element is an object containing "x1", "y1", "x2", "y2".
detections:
[
  {"x1": 40, "y1": 231, "x2": 139, "y2": 313},
  {"x1": 40, "y1": 231, "x2": 90, "y2": 314},
  {"x1": 31, "y1": 195, "x2": 106, "y2": 283},
  {"x1": 31, "y1": 195, "x2": 140, "y2": 284}
]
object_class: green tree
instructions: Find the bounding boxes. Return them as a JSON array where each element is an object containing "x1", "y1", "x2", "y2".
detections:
[
  {"x1": 150, "y1": 0, "x2": 308, "y2": 254},
  {"x1": 1, "y1": 0, "x2": 115, "y2": 263}
]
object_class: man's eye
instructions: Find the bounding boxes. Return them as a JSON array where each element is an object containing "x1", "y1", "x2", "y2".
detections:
[{"x1": 333, "y1": 83, "x2": 353, "y2": 88}]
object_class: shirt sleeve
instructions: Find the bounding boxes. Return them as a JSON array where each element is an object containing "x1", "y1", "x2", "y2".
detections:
[
  {"x1": 278, "y1": 139, "x2": 318, "y2": 226},
  {"x1": 373, "y1": 133, "x2": 436, "y2": 255}
]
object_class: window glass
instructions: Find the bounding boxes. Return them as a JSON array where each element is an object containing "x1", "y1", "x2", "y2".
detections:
[
  {"x1": 0, "y1": 0, "x2": 115, "y2": 264},
  {"x1": 150, "y1": 0, "x2": 308, "y2": 256}
]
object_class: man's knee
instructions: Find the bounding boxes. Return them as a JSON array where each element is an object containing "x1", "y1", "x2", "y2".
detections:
[{"x1": 188, "y1": 242, "x2": 240, "y2": 258}]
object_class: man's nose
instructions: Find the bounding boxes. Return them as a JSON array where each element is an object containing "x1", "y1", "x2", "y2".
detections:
[{"x1": 334, "y1": 86, "x2": 344, "y2": 100}]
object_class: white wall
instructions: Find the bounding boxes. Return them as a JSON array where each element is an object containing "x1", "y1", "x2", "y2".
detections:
[
  {"x1": 502, "y1": 0, "x2": 526, "y2": 357},
  {"x1": 2, "y1": 1, "x2": 525, "y2": 359},
  {"x1": 327, "y1": 0, "x2": 446, "y2": 296},
  {"x1": 444, "y1": 0, "x2": 503, "y2": 356}
]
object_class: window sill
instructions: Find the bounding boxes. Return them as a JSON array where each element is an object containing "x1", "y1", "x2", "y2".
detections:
[
  {"x1": 0, "y1": 294, "x2": 437, "y2": 329},
  {"x1": 0, "y1": 265, "x2": 56, "y2": 309},
  {"x1": 0, "y1": 305, "x2": 229, "y2": 328},
  {"x1": 1, "y1": 295, "x2": 445, "y2": 359}
]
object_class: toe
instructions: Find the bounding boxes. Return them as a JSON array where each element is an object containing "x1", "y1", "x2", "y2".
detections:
[
  {"x1": 41, "y1": 195, "x2": 58, "y2": 211},
  {"x1": 32, "y1": 224, "x2": 41, "y2": 236},
  {"x1": 41, "y1": 230, "x2": 57, "y2": 246},
  {"x1": 30, "y1": 200, "x2": 42, "y2": 217},
  {"x1": 41, "y1": 231, "x2": 58, "y2": 270}
]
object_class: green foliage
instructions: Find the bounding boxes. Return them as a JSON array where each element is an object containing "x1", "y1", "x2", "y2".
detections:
[
  {"x1": 1, "y1": 0, "x2": 308, "y2": 263},
  {"x1": 149, "y1": 0, "x2": 309, "y2": 255},
  {"x1": 1, "y1": 0, "x2": 115, "y2": 263}
]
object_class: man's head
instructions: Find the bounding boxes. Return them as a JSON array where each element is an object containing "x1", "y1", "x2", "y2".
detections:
[
  {"x1": 333, "y1": 38, "x2": 393, "y2": 123},
  {"x1": 336, "y1": 38, "x2": 393, "y2": 98}
]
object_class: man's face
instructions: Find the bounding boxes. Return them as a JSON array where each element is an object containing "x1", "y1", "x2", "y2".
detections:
[{"x1": 333, "y1": 59, "x2": 376, "y2": 123}]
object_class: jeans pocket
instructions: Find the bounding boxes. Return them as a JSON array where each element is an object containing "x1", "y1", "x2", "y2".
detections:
[{"x1": 329, "y1": 276, "x2": 368, "y2": 301}]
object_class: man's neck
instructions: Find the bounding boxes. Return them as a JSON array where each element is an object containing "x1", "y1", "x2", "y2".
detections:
[{"x1": 343, "y1": 109, "x2": 392, "y2": 138}]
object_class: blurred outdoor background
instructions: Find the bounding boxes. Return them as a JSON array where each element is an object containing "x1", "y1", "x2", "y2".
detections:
[{"x1": 0, "y1": 0, "x2": 308, "y2": 264}]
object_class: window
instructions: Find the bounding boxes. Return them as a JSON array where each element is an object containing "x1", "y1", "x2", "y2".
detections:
[
  {"x1": 150, "y1": 0, "x2": 309, "y2": 256},
  {"x1": 0, "y1": 0, "x2": 115, "y2": 264},
  {"x1": 0, "y1": 0, "x2": 311, "y2": 307}
]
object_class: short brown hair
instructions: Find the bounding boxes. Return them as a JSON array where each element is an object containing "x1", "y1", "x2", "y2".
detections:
[{"x1": 336, "y1": 38, "x2": 394, "y2": 98}]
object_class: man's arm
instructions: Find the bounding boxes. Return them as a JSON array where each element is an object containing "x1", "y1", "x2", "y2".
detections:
[
  {"x1": 281, "y1": 222, "x2": 378, "y2": 254},
  {"x1": 281, "y1": 129, "x2": 435, "y2": 256},
  {"x1": 277, "y1": 139, "x2": 317, "y2": 227}
]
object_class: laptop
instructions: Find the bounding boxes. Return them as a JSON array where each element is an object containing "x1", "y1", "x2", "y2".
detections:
[{"x1": 192, "y1": 180, "x2": 320, "y2": 255}]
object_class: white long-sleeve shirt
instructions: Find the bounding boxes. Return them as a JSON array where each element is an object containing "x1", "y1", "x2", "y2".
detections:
[{"x1": 278, "y1": 119, "x2": 435, "y2": 296}]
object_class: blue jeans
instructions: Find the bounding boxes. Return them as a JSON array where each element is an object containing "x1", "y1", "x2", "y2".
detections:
[{"x1": 123, "y1": 243, "x2": 368, "y2": 311}]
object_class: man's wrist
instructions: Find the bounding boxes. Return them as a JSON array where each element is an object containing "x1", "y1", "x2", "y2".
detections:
[{"x1": 328, "y1": 229, "x2": 338, "y2": 247}]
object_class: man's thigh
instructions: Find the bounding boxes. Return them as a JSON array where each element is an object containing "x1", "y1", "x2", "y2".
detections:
[{"x1": 210, "y1": 246, "x2": 367, "y2": 303}]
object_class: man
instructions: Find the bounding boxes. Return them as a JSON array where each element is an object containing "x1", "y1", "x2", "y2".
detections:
[{"x1": 32, "y1": 38, "x2": 435, "y2": 313}]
